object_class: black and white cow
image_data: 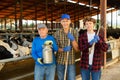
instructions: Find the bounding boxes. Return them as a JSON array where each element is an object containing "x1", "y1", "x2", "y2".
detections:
[
  {"x1": 7, "y1": 36, "x2": 31, "y2": 56},
  {"x1": 0, "y1": 35, "x2": 32, "y2": 59},
  {"x1": 0, "y1": 45, "x2": 13, "y2": 59},
  {"x1": 0, "y1": 40, "x2": 19, "y2": 58}
]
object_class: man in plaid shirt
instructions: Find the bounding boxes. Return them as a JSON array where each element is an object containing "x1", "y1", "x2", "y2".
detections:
[
  {"x1": 78, "y1": 17, "x2": 108, "y2": 80},
  {"x1": 54, "y1": 14, "x2": 79, "y2": 80}
]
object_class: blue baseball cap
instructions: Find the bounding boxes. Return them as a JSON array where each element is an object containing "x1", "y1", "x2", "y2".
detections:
[{"x1": 61, "y1": 14, "x2": 70, "y2": 20}]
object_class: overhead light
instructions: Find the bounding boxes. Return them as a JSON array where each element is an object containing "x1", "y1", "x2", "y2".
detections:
[
  {"x1": 68, "y1": 0, "x2": 76, "y2": 3},
  {"x1": 54, "y1": 0, "x2": 66, "y2": 3},
  {"x1": 93, "y1": 6, "x2": 98, "y2": 9},
  {"x1": 78, "y1": 3, "x2": 85, "y2": 6},
  {"x1": 106, "y1": 8, "x2": 115, "y2": 11}
]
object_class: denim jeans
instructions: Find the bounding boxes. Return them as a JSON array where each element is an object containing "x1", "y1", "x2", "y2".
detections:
[
  {"x1": 34, "y1": 64, "x2": 56, "y2": 80},
  {"x1": 81, "y1": 65, "x2": 101, "y2": 80},
  {"x1": 57, "y1": 64, "x2": 76, "y2": 80}
]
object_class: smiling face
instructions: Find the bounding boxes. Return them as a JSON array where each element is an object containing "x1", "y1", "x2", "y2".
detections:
[
  {"x1": 61, "y1": 18, "x2": 71, "y2": 29},
  {"x1": 38, "y1": 27, "x2": 48, "y2": 38},
  {"x1": 83, "y1": 17, "x2": 96, "y2": 33},
  {"x1": 85, "y1": 21, "x2": 95, "y2": 31}
]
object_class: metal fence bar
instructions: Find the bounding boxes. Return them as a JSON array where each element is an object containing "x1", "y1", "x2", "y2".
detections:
[{"x1": 0, "y1": 55, "x2": 32, "y2": 63}]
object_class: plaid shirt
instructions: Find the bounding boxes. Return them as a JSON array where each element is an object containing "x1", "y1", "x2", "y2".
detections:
[
  {"x1": 54, "y1": 28, "x2": 78, "y2": 65},
  {"x1": 78, "y1": 31, "x2": 108, "y2": 71}
]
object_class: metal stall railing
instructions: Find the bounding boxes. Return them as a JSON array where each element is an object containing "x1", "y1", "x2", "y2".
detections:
[{"x1": 0, "y1": 55, "x2": 32, "y2": 71}]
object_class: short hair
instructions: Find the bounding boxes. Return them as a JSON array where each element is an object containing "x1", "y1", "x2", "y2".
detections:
[{"x1": 83, "y1": 17, "x2": 96, "y2": 25}]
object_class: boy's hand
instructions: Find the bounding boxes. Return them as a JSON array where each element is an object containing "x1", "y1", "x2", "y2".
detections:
[
  {"x1": 94, "y1": 35, "x2": 100, "y2": 41},
  {"x1": 89, "y1": 35, "x2": 100, "y2": 45}
]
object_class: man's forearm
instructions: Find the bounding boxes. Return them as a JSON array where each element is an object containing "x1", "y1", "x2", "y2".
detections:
[{"x1": 72, "y1": 40, "x2": 80, "y2": 52}]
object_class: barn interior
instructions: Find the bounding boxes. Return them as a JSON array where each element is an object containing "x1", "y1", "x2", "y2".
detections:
[{"x1": 0, "y1": 0, "x2": 120, "y2": 80}]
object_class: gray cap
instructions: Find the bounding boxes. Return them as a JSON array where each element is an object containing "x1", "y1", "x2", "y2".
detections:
[{"x1": 37, "y1": 23, "x2": 47, "y2": 29}]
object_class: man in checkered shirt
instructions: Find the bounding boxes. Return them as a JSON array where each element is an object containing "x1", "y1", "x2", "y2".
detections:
[{"x1": 53, "y1": 14, "x2": 79, "y2": 80}]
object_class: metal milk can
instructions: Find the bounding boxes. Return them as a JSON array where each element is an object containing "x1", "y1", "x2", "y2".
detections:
[{"x1": 42, "y1": 41, "x2": 53, "y2": 64}]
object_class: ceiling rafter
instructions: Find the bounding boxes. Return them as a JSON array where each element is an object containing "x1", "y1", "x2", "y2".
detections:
[{"x1": 0, "y1": 0, "x2": 119, "y2": 21}]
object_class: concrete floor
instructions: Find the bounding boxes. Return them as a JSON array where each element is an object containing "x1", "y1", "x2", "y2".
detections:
[
  {"x1": 101, "y1": 60, "x2": 120, "y2": 80},
  {"x1": 0, "y1": 58, "x2": 120, "y2": 80},
  {"x1": 76, "y1": 60, "x2": 120, "y2": 80}
]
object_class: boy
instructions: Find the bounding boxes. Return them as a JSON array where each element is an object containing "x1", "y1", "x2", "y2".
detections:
[{"x1": 78, "y1": 17, "x2": 108, "y2": 80}]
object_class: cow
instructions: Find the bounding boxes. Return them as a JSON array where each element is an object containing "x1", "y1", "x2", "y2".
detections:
[
  {"x1": 0, "y1": 45, "x2": 13, "y2": 59},
  {"x1": 0, "y1": 40, "x2": 19, "y2": 58},
  {"x1": 0, "y1": 35, "x2": 31, "y2": 59},
  {"x1": 7, "y1": 37, "x2": 31, "y2": 56}
]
